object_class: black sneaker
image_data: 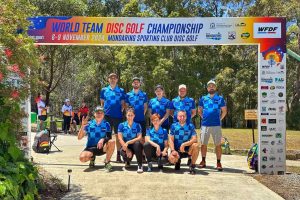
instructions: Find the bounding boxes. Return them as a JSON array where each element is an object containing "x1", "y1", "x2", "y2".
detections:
[
  {"x1": 157, "y1": 158, "x2": 163, "y2": 170},
  {"x1": 175, "y1": 159, "x2": 181, "y2": 170},
  {"x1": 89, "y1": 157, "x2": 95, "y2": 168},
  {"x1": 189, "y1": 165, "x2": 196, "y2": 175}
]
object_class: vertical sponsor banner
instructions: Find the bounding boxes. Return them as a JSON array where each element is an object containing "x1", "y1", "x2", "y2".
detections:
[{"x1": 258, "y1": 44, "x2": 286, "y2": 175}]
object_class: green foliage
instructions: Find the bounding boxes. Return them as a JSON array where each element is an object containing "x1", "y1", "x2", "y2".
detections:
[{"x1": 0, "y1": 0, "x2": 41, "y2": 199}]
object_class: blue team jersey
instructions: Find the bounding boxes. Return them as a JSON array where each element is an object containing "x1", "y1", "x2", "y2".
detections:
[
  {"x1": 170, "y1": 122, "x2": 196, "y2": 150},
  {"x1": 148, "y1": 97, "x2": 171, "y2": 127},
  {"x1": 84, "y1": 119, "x2": 111, "y2": 147},
  {"x1": 170, "y1": 96, "x2": 196, "y2": 124},
  {"x1": 199, "y1": 93, "x2": 226, "y2": 126},
  {"x1": 125, "y1": 90, "x2": 148, "y2": 122},
  {"x1": 100, "y1": 85, "x2": 125, "y2": 119},
  {"x1": 118, "y1": 121, "x2": 142, "y2": 142},
  {"x1": 146, "y1": 127, "x2": 168, "y2": 150}
]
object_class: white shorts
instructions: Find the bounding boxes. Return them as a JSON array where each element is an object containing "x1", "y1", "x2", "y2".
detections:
[{"x1": 200, "y1": 126, "x2": 222, "y2": 145}]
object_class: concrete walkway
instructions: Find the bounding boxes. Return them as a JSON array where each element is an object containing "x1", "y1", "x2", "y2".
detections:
[{"x1": 31, "y1": 133, "x2": 285, "y2": 200}]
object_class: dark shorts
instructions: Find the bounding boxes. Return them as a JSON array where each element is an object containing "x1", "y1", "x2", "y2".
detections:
[
  {"x1": 73, "y1": 118, "x2": 80, "y2": 125},
  {"x1": 176, "y1": 146, "x2": 191, "y2": 158},
  {"x1": 136, "y1": 121, "x2": 146, "y2": 137},
  {"x1": 38, "y1": 115, "x2": 47, "y2": 121},
  {"x1": 105, "y1": 115, "x2": 122, "y2": 134},
  {"x1": 84, "y1": 146, "x2": 105, "y2": 156}
]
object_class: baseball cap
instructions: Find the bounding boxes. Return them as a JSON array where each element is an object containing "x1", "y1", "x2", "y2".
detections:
[
  {"x1": 178, "y1": 84, "x2": 187, "y2": 90},
  {"x1": 132, "y1": 77, "x2": 141, "y2": 82},
  {"x1": 94, "y1": 106, "x2": 104, "y2": 113},
  {"x1": 108, "y1": 73, "x2": 118, "y2": 79},
  {"x1": 65, "y1": 98, "x2": 70, "y2": 102},
  {"x1": 207, "y1": 80, "x2": 216, "y2": 86},
  {"x1": 155, "y1": 84, "x2": 164, "y2": 91}
]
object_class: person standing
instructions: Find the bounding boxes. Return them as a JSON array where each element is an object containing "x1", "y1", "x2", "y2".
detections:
[
  {"x1": 79, "y1": 101, "x2": 89, "y2": 123},
  {"x1": 61, "y1": 99, "x2": 72, "y2": 134},
  {"x1": 125, "y1": 77, "x2": 148, "y2": 137},
  {"x1": 100, "y1": 73, "x2": 126, "y2": 162},
  {"x1": 170, "y1": 84, "x2": 196, "y2": 125},
  {"x1": 198, "y1": 80, "x2": 227, "y2": 171},
  {"x1": 148, "y1": 85, "x2": 171, "y2": 132},
  {"x1": 37, "y1": 95, "x2": 48, "y2": 131}
]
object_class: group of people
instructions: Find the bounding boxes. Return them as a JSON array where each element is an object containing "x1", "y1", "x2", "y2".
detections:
[
  {"x1": 36, "y1": 94, "x2": 89, "y2": 133},
  {"x1": 78, "y1": 73, "x2": 227, "y2": 175}
]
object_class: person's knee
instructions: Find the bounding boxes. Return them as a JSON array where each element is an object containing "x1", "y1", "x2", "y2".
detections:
[
  {"x1": 134, "y1": 141, "x2": 142, "y2": 148},
  {"x1": 143, "y1": 142, "x2": 151, "y2": 149},
  {"x1": 168, "y1": 155, "x2": 178, "y2": 164},
  {"x1": 79, "y1": 154, "x2": 87, "y2": 162}
]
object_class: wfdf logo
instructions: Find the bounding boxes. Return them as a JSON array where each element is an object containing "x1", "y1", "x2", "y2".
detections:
[{"x1": 253, "y1": 23, "x2": 281, "y2": 38}]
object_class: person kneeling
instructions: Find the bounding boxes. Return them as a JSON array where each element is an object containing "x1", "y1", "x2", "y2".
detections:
[
  {"x1": 168, "y1": 110, "x2": 199, "y2": 175},
  {"x1": 118, "y1": 107, "x2": 144, "y2": 173},
  {"x1": 144, "y1": 114, "x2": 168, "y2": 172},
  {"x1": 78, "y1": 106, "x2": 115, "y2": 172}
]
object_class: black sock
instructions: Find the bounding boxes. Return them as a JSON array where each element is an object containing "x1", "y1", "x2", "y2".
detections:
[
  {"x1": 191, "y1": 164, "x2": 196, "y2": 168},
  {"x1": 202, "y1": 157, "x2": 206, "y2": 162},
  {"x1": 217, "y1": 159, "x2": 221, "y2": 163}
]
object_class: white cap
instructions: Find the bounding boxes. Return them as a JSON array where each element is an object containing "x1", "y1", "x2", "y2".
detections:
[
  {"x1": 178, "y1": 84, "x2": 187, "y2": 90},
  {"x1": 207, "y1": 80, "x2": 216, "y2": 86},
  {"x1": 65, "y1": 98, "x2": 70, "y2": 102}
]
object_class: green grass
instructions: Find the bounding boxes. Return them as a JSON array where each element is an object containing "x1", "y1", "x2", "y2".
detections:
[{"x1": 195, "y1": 128, "x2": 300, "y2": 151}]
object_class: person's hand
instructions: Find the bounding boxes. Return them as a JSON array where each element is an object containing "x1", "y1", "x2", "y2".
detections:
[
  {"x1": 162, "y1": 150, "x2": 168, "y2": 157},
  {"x1": 81, "y1": 116, "x2": 89, "y2": 126},
  {"x1": 97, "y1": 139, "x2": 104, "y2": 149},
  {"x1": 172, "y1": 150, "x2": 179, "y2": 157},
  {"x1": 122, "y1": 142, "x2": 128, "y2": 151},
  {"x1": 156, "y1": 145, "x2": 161, "y2": 156},
  {"x1": 126, "y1": 149, "x2": 133, "y2": 159},
  {"x1": 179, "y1": 144, "x2": 185, "y2": 153}
]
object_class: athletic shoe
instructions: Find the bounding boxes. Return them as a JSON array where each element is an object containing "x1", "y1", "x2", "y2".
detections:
[
  {"x1": 147, "y1": 162, "x2": 153, "y2": 172},
  {"x1": 198, "y1": 160, "x2": 206, "y2": 168},
  {"x1": 104, "y1": 162, "x2": 113, "y2": 172},
  {"x1": 175, "y1": 159, "x2": 181, "y2": 170},
  {"x1": 216, "y1": 162, "x2": 223, "y2": 171},
  {"x1": 125, "y1": 161, "x2": 130, "y2": 168},
  {"x1": 157, "y1": 158, "x2": 163, "y2": 170},
  {"x1": 189, "y1": 165, "x2": 196, "y2": 175},
  {"x1": 137, "y1": 165, "x2": 143, "y2": 173},
  {"x1": 89, "y1": 157, "x2": 95, "y2": 168},
  {"x1": 187, "y1": 157, "x2": 192, "y2": 166}
]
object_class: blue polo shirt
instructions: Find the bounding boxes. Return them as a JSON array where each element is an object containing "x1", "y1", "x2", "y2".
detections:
[
  {"x1": 100, "y1": 85, "x2": 125, "y2": 119},
  {"x1": 84, "y1": 119, "x2": 111, "y2": 147},
  {"x1": 170, "y1": 122, "x2": 196, "y2": 150},
  {"x1": 170, "y1": 96, "x2": 196, "y2": 124},
  {"x1": 118, "y1": 121, "x2": 142, "y2": 142},
  {"x1": 125, "y1": 90, "x2": 148, "y2": 122},
  {"x1": 199, "y1": 93, "x2": 226, "y2": 126},
  {"x1": 148, "y1": 97, "x2": 171, "y2": 127},
  {"x1": 146, "y1": 127, "x2": 168, "y2": 150}
]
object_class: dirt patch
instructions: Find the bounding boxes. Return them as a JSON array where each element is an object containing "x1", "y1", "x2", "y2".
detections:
[
  {"x1": 38, "y1": 167, "x2": 68, "y2": 200},
  {"x1": 251, "y1": 173, "x2": 300, "y2": 200}
]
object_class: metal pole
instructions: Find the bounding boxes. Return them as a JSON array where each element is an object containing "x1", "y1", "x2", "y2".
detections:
[{"x1": 252, "y1": 120, "x2": 255, "y2": 143}]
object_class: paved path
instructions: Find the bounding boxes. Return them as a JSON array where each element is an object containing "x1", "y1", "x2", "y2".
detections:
[{"x1": 31, "y1": 133, "x2": 285, "y2": 200}]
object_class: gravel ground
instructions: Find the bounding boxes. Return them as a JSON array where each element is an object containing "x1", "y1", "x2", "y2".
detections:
[{"x1": 251, "y1": 173, "x2": 300, "y2": 200}]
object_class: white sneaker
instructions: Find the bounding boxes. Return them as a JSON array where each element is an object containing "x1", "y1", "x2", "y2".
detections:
[{"x1": 137, "y1": 165, "x2": 143, "y2": 173}]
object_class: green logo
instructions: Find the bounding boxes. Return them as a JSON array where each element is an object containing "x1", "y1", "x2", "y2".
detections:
[{"x1": 241, "y1": 32, "x2": 250, "y2": 39}]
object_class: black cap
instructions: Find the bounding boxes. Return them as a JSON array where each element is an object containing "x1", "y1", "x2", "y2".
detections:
[{"x1": 94, "y1": 106, "x2": 104, "y2": 113}]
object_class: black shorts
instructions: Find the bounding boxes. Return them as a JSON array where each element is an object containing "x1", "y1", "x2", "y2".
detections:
[
  {"x1": 136, "y1": 121, "x2": 146, "y2": 137},
  {"x1": 105, "y1": 115, "x2": 122, "y2": 134},
  {"x1": 176, "y1": 146, "x2": 190, "y2": 158},
  {"x1": 84, "y1": 146, "x2": 106, "y2": 156},
  {"x1": 38, "y1": 115, "x2": 47, "y2": 121}
]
